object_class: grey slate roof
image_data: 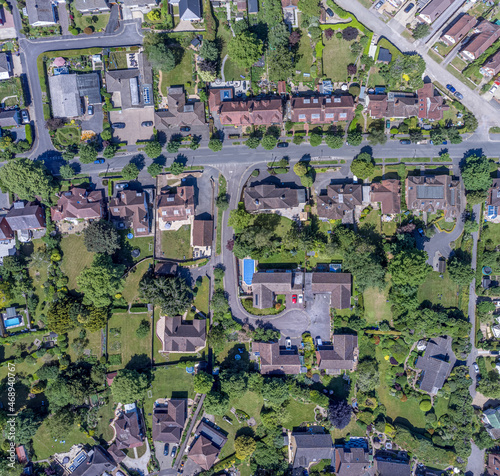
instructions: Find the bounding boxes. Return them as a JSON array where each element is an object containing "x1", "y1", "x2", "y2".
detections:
[
  {"x1": 0, "y1": 53, "x2": 10, "y2": 75},
  {"x1": 74, "y1": 0, "x2": 110, "y2": 12},
  {"x1": 416, "y1": 336, "x2": 456, "y2": 394},
  {"x1": 334, "y1": 446, "x2": 371, "y2": 476},
  {"x1": 105, "y1": 69, "x2": 142, "y2": 109},
  {"x1": 377, "y1": 47, "x2": 392, "y2": 63},
  {"x1": 48, "y1": 74, "x2": 80, "y2": 118},
  {"x1": 248, "y1": 0, "x2": 259, "y2": 12},
  {"x1": 162, "y1": 316, "x2": 206, "y2": 352},
  {"x1": 27, "y1": 0, "x2": 55, "y2": 25},
  {"x1": 70, "y1": 447, "x2": 117, "y2": 476},
  {"x1": 244, "y1": 183, "x2": 306, "y2": 212},
  {"x1": 179, "y1": 0, "x2": 202, "y2": 20},
  {"x1": 152, "y1": 400, "x2": 186, "y2": 443},
  {"x1": 76, "y1": 73, "x2": 101, "y2": 104},
  {"x1": 375, "y1": 457, "x2": 411, "y2": 476},
  {"x1": 292, "y1": 431, "x2": 334, "y2": 468},
  {"x1": 5, "y1": 203, "x2": 45, "y2": 231},
  {"x1": 0, "y1": 110, "x2": 20, "y2": 127},
  {"x1": 316, "y1": 335, "x2": 358, "y2": 371}
]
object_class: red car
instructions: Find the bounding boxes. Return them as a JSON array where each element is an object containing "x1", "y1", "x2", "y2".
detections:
[{"x1": 292, "y1": 295, "x2": 297, "y2": 304}]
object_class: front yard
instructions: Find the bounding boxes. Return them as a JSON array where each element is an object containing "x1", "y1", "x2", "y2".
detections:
[
  {"x1": 55, "y1": 126, "x2": 81, "y2": 147},
  {"x1": 0, "y1": 77, "x2": 24, "y2": 107},
  {"x1": 72, "y1": 10, "x2": 110, "y2": 33}
]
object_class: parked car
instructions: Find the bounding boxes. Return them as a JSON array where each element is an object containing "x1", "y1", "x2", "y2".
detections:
[
  {"x1": 21, "y1": 110, "x2": 29, "y2": 124},
  {"x1": 277, "y1": 142, "x2": 288, "y2": 148},
  {"x1": 115, "y1": 183, "x2": 128, "y2": 191},
  {"x1": 171, "y1": 446, "x2": 177, "y2": 458},
  {"x1": 316, "y1": 337, "x2": 323, "y2": 347},
  {"x1": 292, "y1": 295, "x2": 297, "y2": 304},
  {"x1": 285, "y1": 337, "x2": 292, "y2": 349},
  {"x1": 454, "y1": 91, "x2": 463, "y2": 100},
  {"x1": 180, "y1": 126, "x2": 191, "y2": 132},
  {"x1": 473, "y1": 362, "x2": 479, "y2": 374},
  {"x1": 400, "y1": 139, "x2": 411, "y2": 145},
  {"x1": 112, "y1": 122, "x2": 125, "y2": 129},
  {"x1": 141, "y1": 121, "x2": 153, "y2": 127},
  {"x1": 88, "y1": 105, "x2": 94, "y2": 115},
  {"x1": 418, "y1": 228, "x2": 424, "y2": 236},
  {"x1": 298, "y1": 294, "x2": 303, "y2": 303},
  {"x1": 326, "y1": 7, "x2": 334, "y2": 16},
  {"x1": 163, "y1": 443, "x2": 169, "y2": 456},
  {"x1": 404, "y1": 2, "x2": 414, "y2": 12},
  {"x1": 386, "y1": 119, "x2": 391, "y2": 129},
  {"x1": 94, "y1": 158, "x2": 105, "y2": 164},
  {"x1": 490, "y1": 81, "x2": 500, "y2": 94},
  {"x1": 446, "y1": 84, "x2": 456, "y2": 93},
  {"x1": 375, "y1": 0, "x2": 384, "y2": 9}
]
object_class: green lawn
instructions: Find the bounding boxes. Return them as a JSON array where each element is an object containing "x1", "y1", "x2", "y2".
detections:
[
  {"x1": 151, "y1": 366, "x2": 195, "y2": 401},
  {"x1": 283, "y1": 399, "x2": 317, "y2": 429},
  {"x1": 322, "y1": 36, "x2": 357, "y2": 81},
  {"x1": 122, "y1": 259, "x2": 152, "y2": 304},
  {"x1": 482, "y1": 222, "x2": 500, "y2": 244},
  {"x1": 360, "y1": 209, "x2": 381, "y2": 233},
  {"x1": 160, "y1": 48, "x2": 194, "y2": 94},
  {"x1": 60, "y1": 234, "x2": 95, "y2": 290},
  {"x1": 382, "y1": 221, "x2": 397, "y2": 235},
  {"x1": 107, "y1": 312, "x2": 152, "y2": 371},
  {"x1": 72, "y1": 11, "x2": 110, "y2": 33},
  {"x1": 116, "y1": 232, "x2": 154, "y2": 266},
  {"x1": 55, "y1": 126, "x2": 81, "y2": 146},
  {"x1": 294, "y1": 28, "x2": 314, "y2": 77},
  {"x1": 417, "y1": 271, "x2": 459, "y2": 308},
  {"x1": 367, "y1": 68, "x2": 386, "y2": 87},
  {"x1": 194, "y1": 276, "x2": 210, "y2": 314},
  {"x1": 433, "y1": 41, "x2": 453, "y2": 57},
  {"x1": 0, "y1": 77, "x2": 24, "y2": 107},
  {"x1": 364, "y1": 283, "x2": 392, "y2": 325},
  {"x1": 67, "y1": 325, "x2": 102, "y2": 361},
  {"x1": 223, "y1": 57, "x2": 247, "y2": 81},
  {"x1": 376, "y1": 38, "x2": 403, "y2": 62},
  {"x1": 161, "y1": 225, "x2": 193, "y2": 260},
  {"x1": 108, "y1": 51, "x2": 129, "y2": 70}
]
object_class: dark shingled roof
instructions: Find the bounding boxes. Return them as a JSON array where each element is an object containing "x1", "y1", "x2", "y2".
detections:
[
  {"x1": 334, "y1": 446, "x2": 371, "y2": 476},
  {"x1": 375, "y1": 456, "x2": 411, "y2": 476},
  {"x1": 114, "y1": 410, "x2": 143, "y2": 450},
  {"x1": 152, "y1": 400, "x2": 186, "y2": 443},
  {"x1": 252, "y1": 342, "x2": 301, "y2": 375},
  {"x1": 415, "y1": 336, "x2": 456, "y2": 394},
  {"x1": 377, "y1": 47, "x2": 392, "y2": 63},
  {"x1": 244, "y1": 183, "x2": 306, "y2": 212},
  {"x1": 70, "y1": 447, "x2": 117, "y2": 476},
  {"x1": 488, "y1": 178, "x2": 500, "y2": 207},
  {"x1": 292, "y1": 431, "x2": 334, "y2": 468},
  {"x1": 316, "y1": 335, "x2": 358, "y2": 371},
  {"x1": 5, "y1": 203, "x2": 45, "y2": 231},
  {"x1": 162, "y1": 316, "x2": 206, "y2": 352},
  {"x1": 317, "y1": 183, "x2": 363, "y2": 220}
]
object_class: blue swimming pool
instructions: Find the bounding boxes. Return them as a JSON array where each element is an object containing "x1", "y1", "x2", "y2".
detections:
[
  {"x1": 243, "y1": 259, "x2": 255, "y2": 286},
  {"x1": 4, "y1": 317, "x2": 21, "y2": 328}
]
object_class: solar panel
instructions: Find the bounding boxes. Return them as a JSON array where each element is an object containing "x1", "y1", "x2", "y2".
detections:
[{"x1": 143, "y1": 87, "x2": 151, "y2": 104}]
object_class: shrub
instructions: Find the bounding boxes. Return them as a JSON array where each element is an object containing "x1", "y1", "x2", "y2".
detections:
[
  {"x1": 419, "y1": 399, "x2": 432, "y2": 412},
  {"x1": 83, "y1": 26, "x2": 94, "y2": 34},
  {"x1": 25, "y1": 124, "x2": 33, "y2": 145}
]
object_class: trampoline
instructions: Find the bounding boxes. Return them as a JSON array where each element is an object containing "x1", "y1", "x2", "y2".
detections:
[
  {"x1": 131, "y1": 249, "x2": 140, "y2": 258},
  {"x1": 127, "y1": 233, "x2": 134, "y2": 239},
  {"x1": 243, "y1": 259, "x2": 255, "y2": 286}
]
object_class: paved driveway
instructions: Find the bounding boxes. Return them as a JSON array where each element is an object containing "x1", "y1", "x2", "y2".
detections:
[
  {"x1": 154, "y1": 441, "x2": 174, "y2": 471},
  {"x1": 81, "y1": 103, "x2": 104, "y2": 134},
  {"x1": 306, "y1": 293, "x2": 332, "y2": 342},
  {"x1": 110, "y1": 107, "x2": 155, "y2": 144}
]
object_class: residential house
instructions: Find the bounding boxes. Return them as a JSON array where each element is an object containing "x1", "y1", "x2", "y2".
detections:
[
  {"x1": 0, "y1": 110, "x2": 20, "y2": 127},
  {"x1": 154, "y1": 261, "x2": 178, "y2": 276},
  {"x1": 0, "y1": 217, "x2": 13, "y2": 240},
  {"x1": 191, "y1": 218, "x2": 213, "y2": 258},
  {"x1": 461, "y1": 21, "x2": 500, "y2": 61},
  {"x1": 415, "y1": 336, "x2": 456, "y2": 394},
  {"x1": 179, "y1": 0, "x2": 202, "y2": 21},
  {"x1": 406, "y1": 174, "x2": 461, "y2": 219},
  {"x1": 251, "y1": 341, "x2": 302, "y2": 375},
  {"x1": 109, "y1": 190, "x2": 150, "y2": 236},
  {"x1": 483, "y1": 407, "x2": 500, "y2": 439},
  {"x1": 0, "y1": 53, "x2": 12, "y2": 80},
  {"x1": 290, "y1": 429, "x2": 334, "y2": 469},
  {"x1": 51, "y1": 187, "x2": 104, "y2": 226},
  {"x1": 441, "y1": 14, "x2": 475, "y2": 46},
  {"x1": 417, "y1": 83, "x2": 449, "y2": 121},
  {"x1": 480, "y1": 49, "x2": 500, "y2": 77},
  {"x1": 48, "y1": 72, "x2": 101, "y2": 118},
  {"x1": 155, "y1": 86, "x2": 206, "y2": 130},
  {"x1": 188, "y1": 421, "x2": 227, "y2": 471},
  {"x1": 290, "y1": 95, "x2": 355, "y2": 123},
  {"x1": 248, "y1": 0, "x2": 258, "y2": 13},
  {"x1": 208, "y1": 87, "x2": 234, "y2": 112},
  {"x1": 243, "y1": 182, "x2": 306, "y2": 214},
  {"x1": 488, "y1": 179, "x2": 500, "y2": 208},
  {"x1": 152, "y1": 399, "x2": 186, "y2": 443},
  {"x1": 316, "y1": 335, "x2": 358, "y2": 374},
  {"x1": 106, "y1": 444, "x2": 126, "y2": 464},
  {"x1": 218, "y1": 98, "x2": 283, "y2": 126},
  {"x1": 485, "y1": 453, "x2": 500, "y2": 476},
  {"x1": 370, "y1": 179, "x2": 401, "y2": 215},
  {"x1": 282, "y1": 0, "x2": 298, "y2": 27},
  {"x1": 0, "y1": 216, "x2": 15, "y2": 263},
  {"x1": 54, "y1": 445, "x2": 118, "y2": 476},
  {"x1": 5, "y1": 202, "x2": 45, "y2": 242},
  {"x1": 74, "y1": 0, "x2": 111, "y2": 14},
  {"x1": 114, "y1": 403, "x2": 143, "y2": 450},
  {"x1": 366, "y1": 94, "x2": 388, "y2": 119},
  {"x1": 110, "y1": 0, "x2": 157, "y2": 12},
  {"x1": 317, "y1": 183, "x2": 364, "y2": 222},
  {"x1": 418, "y1": 0, "x2": 454, "y2": 24},
  {"x1": 105, "y1": 69, "x2": 148, "y2": 109},
  {"x1": 27, "y1": 0, "x2": 56, "y2": 26},
  {"x1": 334, "y1": 440, "x2": 371, "y2": 476},
  {"x1": 374, "y1": 451, "x2": 411, "y2": 476},
  {"x1": 366, "y1": 92, "x2": 418, "y2": 119},
  {"x1": 157, "y1": 315, "x2": 206, "y2": 353},
  {"x1": 251, "y1": 270, "x2": 352, "y2": 310},
  {"x1": 377, "y1": 47, "x2": 392, "y2": 64},
  {"x1": 157, "y1": 186, "x2": 195, "y2": 230}
]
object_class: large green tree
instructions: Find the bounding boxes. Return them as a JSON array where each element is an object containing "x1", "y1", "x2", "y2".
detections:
[
  {"x1": 388, "y1": 248, "x2": 431, "y2": 287},
  {"x1": 228, "y1": 31, "x2": 263, "y2": 68},
  {"x1": 228, "y1": 203, "x2": 253, "y2": 233},
  {"x1": 298, "y1": 0, "x2": 320, "y2": 17},
  {"x1": 461, "y1": 154, "x2": 491, "y2": 193},
  {"x1": 356, "y1": 359, "x2": 380, "y2": 393},
  {"x1": 0, "y1": 158, "x2": 56, "y2": 201},
  {"x1": 193, "y1": 371, "x2": 214, "y2": 394},
  {"x1": 144, "y1": 35, "x2": 177, "y2": 71},
  {"x1": 350, "y1": 152, "x2": 374, "y2": 179},
  {"x1": 47, "y1": 297, "x2": 76, "y2": 334},
  {"x1": 204, "y1": 391, "x2": 230, "y2": 415},
  {"x1": 78, "y1": 143, "x2": 98, "y2": 164},
  {"x1": 261, "y1": 378, "x2": 289, "y2": 407},
  {"x1": 83, "y1": 220, "x2": 121, "y2": 255},
  {"x1": 448, "y1": 256, "x2": 473, "y2": 286},
  {"x1": 111, "y1": 369, "x2": 149, "y2": 403}
]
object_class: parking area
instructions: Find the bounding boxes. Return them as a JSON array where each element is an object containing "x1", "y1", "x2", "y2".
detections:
[
  {"x1": 285, "y1": 292, "x2": 305, "y2": 309},
  {"x1": 110, "y1": 107, "x2": 155, "y2": 144},
  {"x1": 305, "y1": 293, "x2": 333, "y2": 342},
  {"x1": 81, "y1": 103, "x2": 104, "y2": 134},
  {"x1": 154, "y1": 441, "x2": 175, "y2": 471},
  {"x1": 393, "y1": 1, "x2": 418, "y2": 28}
]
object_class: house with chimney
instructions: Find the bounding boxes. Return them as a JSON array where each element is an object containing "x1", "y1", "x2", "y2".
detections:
[
  {"x1": 113, "y1": 403, "x2": 144, "y2": 450},
  {"x1": 188, "y1": 421, "x2": 227, "y2": 471},
  {"x1": 418, "y1": 0, "x2": 454, "y2": 24},
  {"x1": 157, "y1": 185, "x2": 195, "y2": 230},
  {"x1": 487, "y1": 179, "x2": 500, "y2": 220},
  {"x1": 152, "y1": 399, "x2": 186, "y2": 443},
  {"x1": 243, "y1": 181, "x2": 306, "y2": 217},
  {"x1": 191, "y1": 218, "x2": 213, "y2": 258},
  {"x1": 290, "y1": 95, "x2": 355, "y2": 123},
  {"x1": 440, "y1": 14, "x2": 476, "y2": 46},
  {"x1": 109, "y1": 190, "x2": 150, "y2": 236},
  {"x1": 51, "y1": 187, "x2": 104, "y2": 230},
  {"x1": 53, "y1": 445, "x2": 119, "y2": 476},
  {"x1": 333, "y1": 439, "x2": 372, "y2": 476},
  {"x1": 460, "y1": 21, "x2": 500, "y2": 61},
  {"x1": 374, "y1": 450, "x2": 411, "y2": 476},
  {"x1": 251, "y1": 270, "x2": 352, "y2": 310},
  {"x1": 370, "y1": 179, "x2": 401, "y2": 215},
  {"x1": 155, "y1": 86, "x2": 206, "y2": 130},
  {"x1": 406, "y1": 174, "x2": 461, "y2": 219},
  {"x1": 290, "y1": 428, "x2": 334, "y2": 470},
  {"x1": 317, "y1": 183, "x2": 366, "y2": 223},
  {"x1": 27, "y1": 0, "x2": 57, "y2": 26},
  {"x1": 417, "y1": 83, "x2": 449, "y2": 121},
  {"x1": 5, "y1": 202, "x2": 45, "y2": 242},
  {"x1": 485, "y1": 453, "x2": 500, "y2": 476},
  {"x1": 218, "y1": 98, "x2": 283, "y2": 126},
  {"x1": 156, "y1": 316, "x2": 206, "y2": 353},
  {"x1": 74, "y1": 0, "x2": 111, "y2": 14},
  {"x1": 251, "y1": 341, "x2": 302, "y2": 375},
  {"x1": 316, "y1": 335, "x2": 358, "y2": 375},
  {"x1": 480, "y1": 49, "x2": 500, "y2": 77}
]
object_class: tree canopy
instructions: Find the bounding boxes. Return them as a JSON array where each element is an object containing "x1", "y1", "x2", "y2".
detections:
[
  {"x1": 328, "y1": 399, "x2": 352, "y2": 429},
  {"x1": 144, "y1": 34, "x2": 178, "y2": 71},
  {"x1": 121, "y1": 162, "x2": 140, "y2": 181},
  {"x1": 111, "y1": 369, "x2": 149, "y2": 403},
  {"x1": 228, "y1": 31, "x2": 263, "y2": 68},
  {"x1": 83, "y1": 220, "x2": 121, "y2": 255},
  {"x1": 461, "y1": 154, "x2": 491, "y2": 193},
  {"x1": 144, "y1": 140, "x2": 162, "y2": 159},
  {"x1": 350, "y1": 152, "x2": 375, "y2": 179}
]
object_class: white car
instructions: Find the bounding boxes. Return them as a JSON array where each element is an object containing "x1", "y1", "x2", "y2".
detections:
[
  {"x1": 285, "y1": 337, "x2": 292, "y2": 349},
  {"x1": 298, "y1": 294, "x2": 303, "y2": 304},
  {"x1": 316, "y1": 337, "x2": 323, "y2": 347},
  {"x1": 490, "y1": 81, "x2": 500, "y2": 94},
  {"x1": 375, "y1": 0, "x2": 384, "y2": 9},
  {"x1": 473, "y1": 363, "x2": 479, "y2": 374}
]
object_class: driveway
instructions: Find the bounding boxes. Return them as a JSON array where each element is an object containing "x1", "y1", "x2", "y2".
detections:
[
  {"x1": 154, "y1": 441, "x2": 174, "y2": 471},
  {"x1": 110, "y1": 107, "x2": 155, "y2": 144},
  {"x1": 305, "y1": 293, "x2": 332, "y2": 341},
  {"x1": 122, "y1": 439, "x2": 151, "y2": 475},
  {"x1": 106, "y1": 5, "x2": 120, "y2": 33},
  {"x1": 57, "y1": 3, "x2": 70, "y2": 35},
  {"x1": 81, "y1": 103, "x2": 104, "y2": 134}
]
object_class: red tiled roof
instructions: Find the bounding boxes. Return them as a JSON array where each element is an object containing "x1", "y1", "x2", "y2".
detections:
[
  {"x1": 290, "y1": 95, "x2": 355, "y2": 123},
  {"x1": 51, "y1": 186, "x2": 104, "y2": 222},
  {"x1": 157, "y1": 186, "x2": 195, "y2": 222},
  {"x1": 219, "y1": 98, "x2": 283, "y2": 126},
  {"x1": 370, "y1": 179, "x2": 401, "y2": 215}
]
